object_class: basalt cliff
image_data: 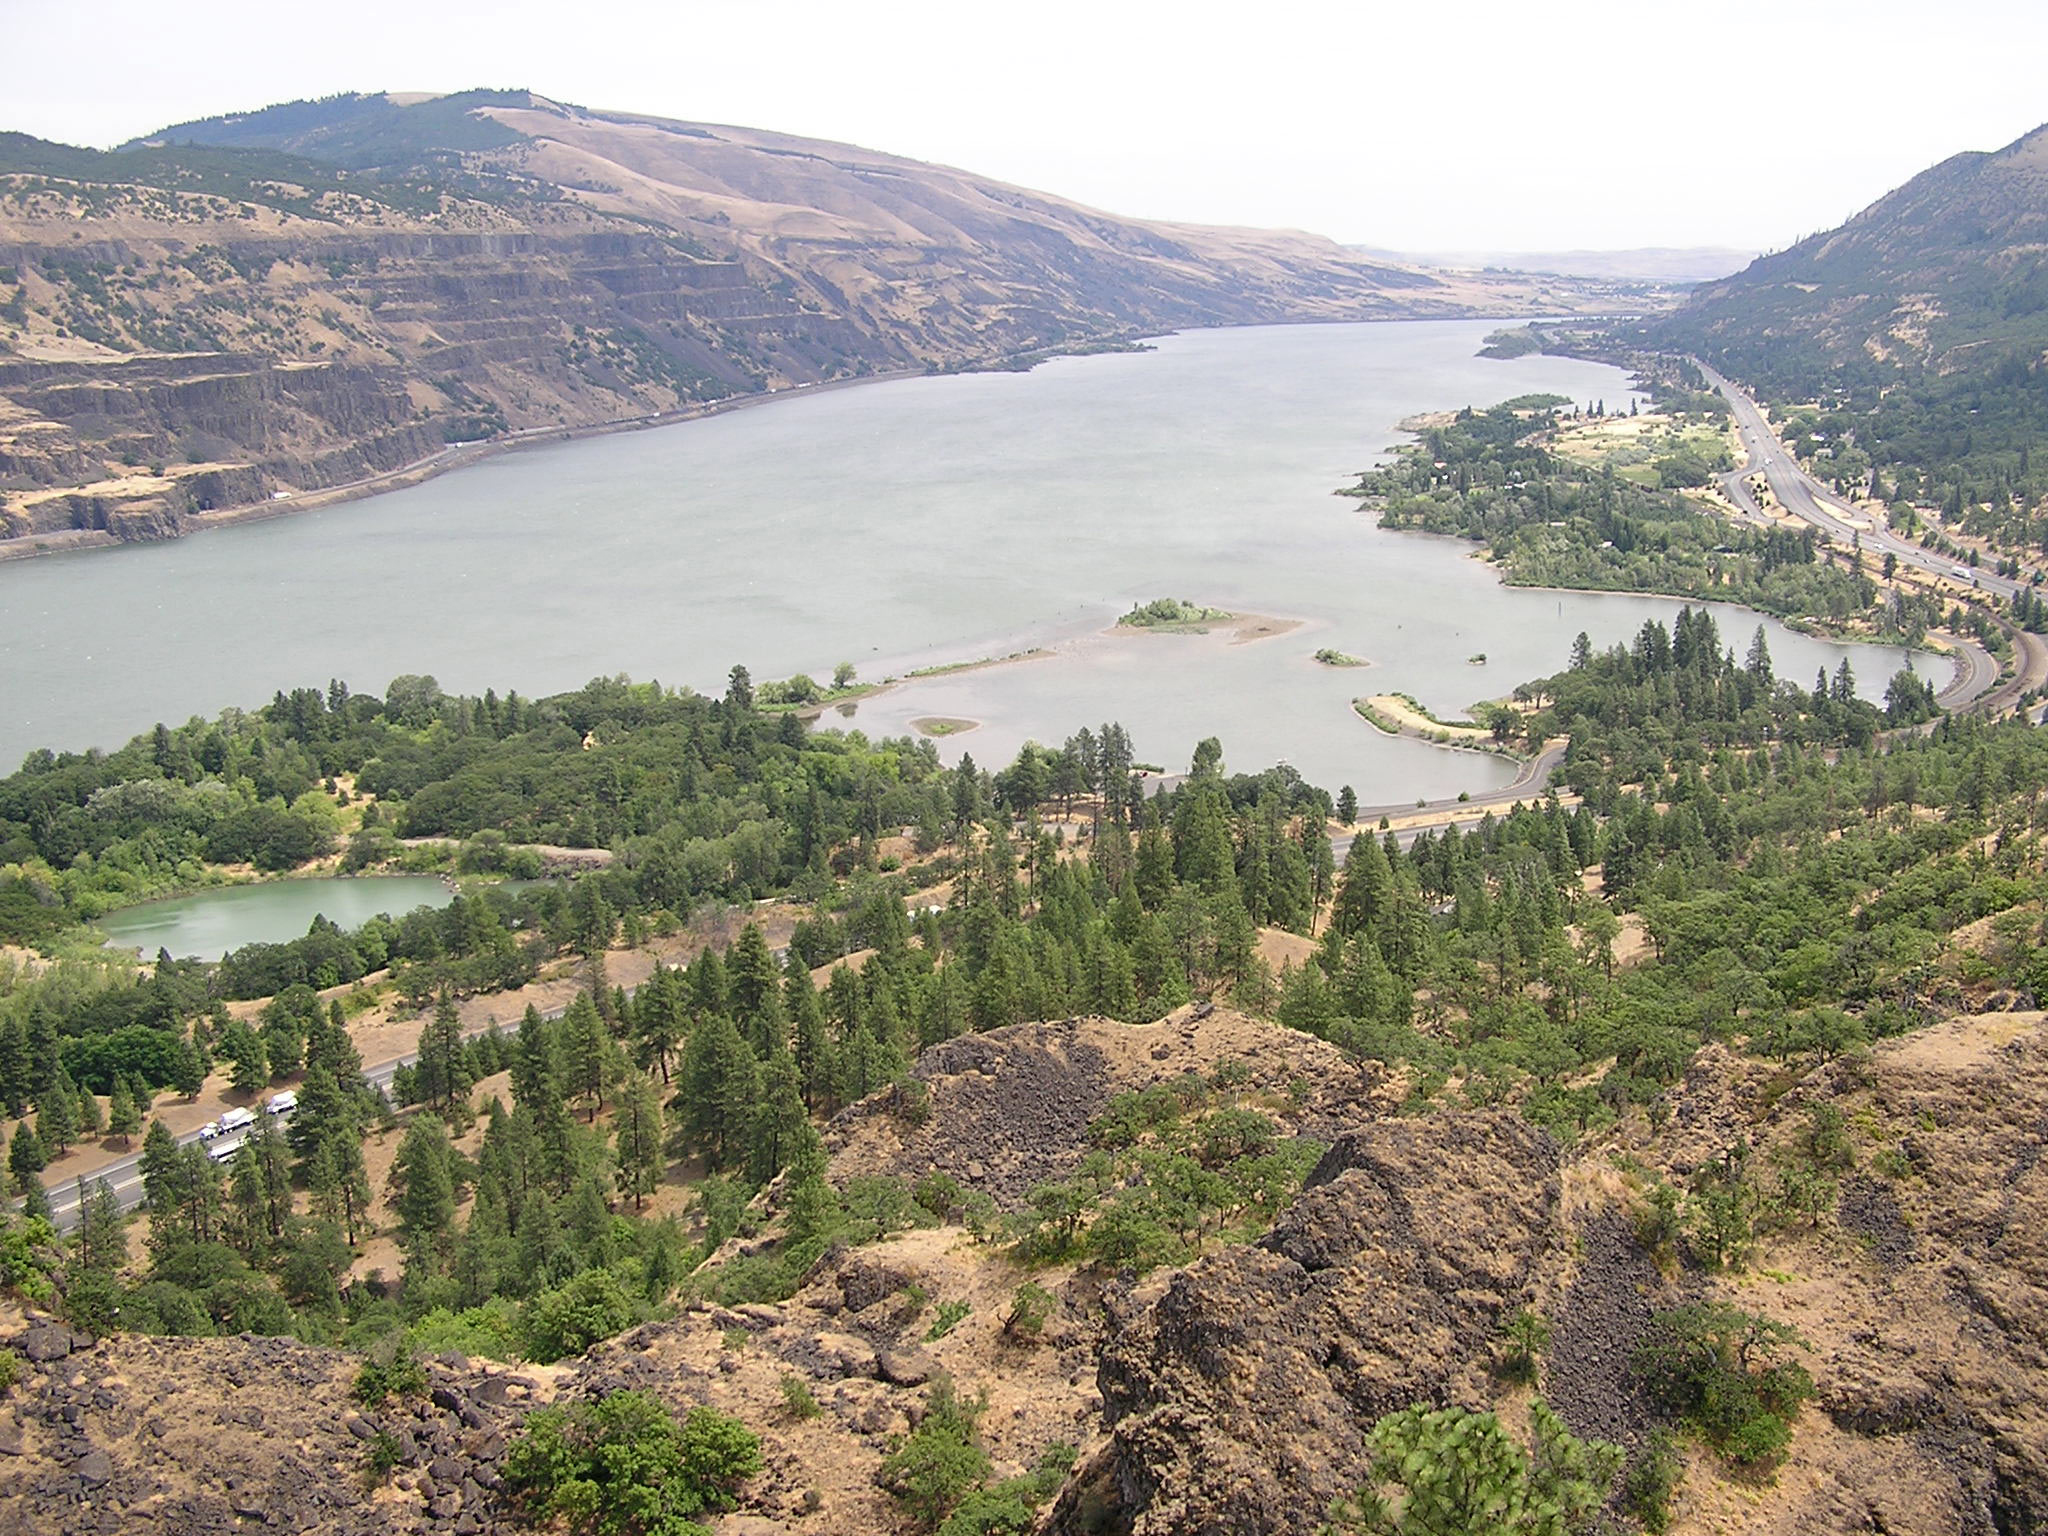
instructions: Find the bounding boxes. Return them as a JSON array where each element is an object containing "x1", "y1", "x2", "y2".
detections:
[{"x1": 0, "y1": 90, "x2": 1645, "y2": 555}]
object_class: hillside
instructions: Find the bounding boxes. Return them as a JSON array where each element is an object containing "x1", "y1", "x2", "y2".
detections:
[
  {"x1": 0, "y1": 89, "x2": 1635, "y2": 554},
  {"x1": 1649, "y1": 122, "x2": 2048, "y2": 553},
  {"x1": 3, "y1": 1007, "x2": 2044, "y2": 1535},
  {"x1": 1657, "y1": 121, "x2": 2048, "y2": 386}
]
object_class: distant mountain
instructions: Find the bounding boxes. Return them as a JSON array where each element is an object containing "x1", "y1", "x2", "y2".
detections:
[
  {"x1": 1361, "y1": 246, "x2": 1753, "y2": 285},
  {"x1": 0, "y1": 90, "x2": 1637, "y2": 552},
  {"x1": 1656, "y1": 122, "x2": 2048, "y2": 388}
]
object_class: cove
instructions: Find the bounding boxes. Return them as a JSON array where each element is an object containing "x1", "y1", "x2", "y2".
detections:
[{"x1": 97, "y1": 875, "x2": 454, "y2": 960}]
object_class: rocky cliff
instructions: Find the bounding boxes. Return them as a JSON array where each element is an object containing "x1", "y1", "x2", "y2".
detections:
[
  {"x1": 0, "y1": 91, "x2": 1644, "y2": 553},
  {"x1": 8, "y1": 1007, "x2": 2042, "y2": 1534}
]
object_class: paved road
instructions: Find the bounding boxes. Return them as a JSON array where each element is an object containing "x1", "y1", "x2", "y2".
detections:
[
  {"x1": 41, "y1": 999, "x2": 576, "y2": 1233},
  {"x1": 1331, "y1": 741, "x2": 1571, "y2": 861},
  {"x1": 1699, "y1": 361, "x2": 2023, "y2": 605},
  {"x1": 1698, "y1": 360, "x2": 2048, "y2": 722}
]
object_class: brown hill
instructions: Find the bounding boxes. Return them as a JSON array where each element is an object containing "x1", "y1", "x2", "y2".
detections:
[{"x1": 0, "y1": 92, "x2": 1638, "y2": 555}]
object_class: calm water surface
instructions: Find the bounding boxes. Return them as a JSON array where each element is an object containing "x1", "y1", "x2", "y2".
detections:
[
  {"x1": 97, "y1": 876, "x2": 454, "y2": 960},
  {"x1": 0, "y1": 320, "x2": 1926, "y2": 798}
]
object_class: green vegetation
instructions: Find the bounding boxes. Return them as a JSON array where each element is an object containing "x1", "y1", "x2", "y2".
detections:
[
  {"x1": 1118, "y1": 598, "x2": 1232, "y2": 630},
  {"x1": 1314, "y1": 648, "x2": 1366, "y2": 667},
  {"x1": 503, "y1": 1389, "x2": 761, "y2": 1536},
  {"x1": 1632, "y1": 1303, "x2": 1813, "y2": 1468},
  {"x1": 1326, "y1": 1400, "x2": 1621, "y2": 1535},
  {"x1": 875, "y1": 1377, "x2": 1074, "y2": 1533},
  {"x1": 1351, "y1": 398, "x2": 1912, "y2": 636},
  {"x1": 779, "y1": 1372, "x2": 821, "y2": 1421}
]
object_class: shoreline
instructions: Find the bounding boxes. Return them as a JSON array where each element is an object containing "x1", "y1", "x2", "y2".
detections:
[
  {"x1": 0, "y1": 312, "x2": 1614, "y2": 567},
  {"x1": 0, "y1": 366, "x2": 933, "y2": 565}
]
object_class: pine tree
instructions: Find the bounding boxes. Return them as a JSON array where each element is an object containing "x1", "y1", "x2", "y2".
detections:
[
  {"x1": 36, "y1": 1071, "x2": 80, "y2": 1156},
  {"x1": 675, "y1": 1014, "x2": 759, "y2": 1171},
  {"x1": 106, "y1": 1079, "x2": 142, "y2": 1143},
  {"x1": 220, "y1": 1020, "x2": 268, "y2": 1097},
  {"x1": 171, "y1": 1038, "x2": 207, "y2": 1100},
  {"x1": 512, "y1": 1005, "x2": 559, "y2": 1111},
  {"x1": 612, "y1": 1073, "x2": 664, "y2": 1211},
  {"x1": 632, "y1": 966, "x2": 688, "y2": 1085},
  {"x1": 71, "y1": 1178, "x2": 126, "y2": 1278},
  {"x1": 75, "y1": 1082, "x2": 104, "y2": 1139},
  {"x1": 8, "y1": 1120, "x2": 46, "y2": 1196},
  {"x1": 746, "y1": 1052, "x2": 809, "y2": 1186},
  {"x1": 416, "y1": 991, "x2": 470, "y2": 1111},
  {"x1": 726, "y1": 925, "x2": 785, "y2": 1057},
  {"x1": 561, "y1": 993, "x2": 612, "y2": 1123},
  {"x1": 389, "y1": 1116, "x2": 458, "y2": 1275}
]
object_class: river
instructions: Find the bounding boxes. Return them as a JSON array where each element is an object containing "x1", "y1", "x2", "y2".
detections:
[{"x1": 0, "y1": 320, "x2": 1921, "y2": 797}]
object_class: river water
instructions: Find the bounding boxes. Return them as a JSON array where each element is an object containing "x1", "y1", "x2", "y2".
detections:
[{"x1": 0, "y1": 320, "x2": 1922, "y2": 799}]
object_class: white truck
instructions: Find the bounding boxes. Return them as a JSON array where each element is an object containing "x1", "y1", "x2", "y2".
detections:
[
  {"x1": 218, "y1": 1106, "x2": 257, "y2": 1134},
  {"x1": 266, "y1": 1091, "x2": 297, "y2": 1116}
]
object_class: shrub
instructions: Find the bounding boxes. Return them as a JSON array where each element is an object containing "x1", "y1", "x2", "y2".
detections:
[
  {"x1": 522, "y1": 1268, "x2": 644, "y2": 1363},
  {"x1": 1327, "y1": 1400, "x2": 1620, "y2": 1534},
  {"x1": 1619, "y1": 1428, "x2": 1683, "y2": 1534},
  {"x1": 925, "y1": 1298, "x2": 971, "y2": 1341},
  {"x1": 505, "y1": 1390, "x2": 762, "y2": 1536},
  {"x1": 779, "y1": 1373, "x2": 820, "y2": 1421},
  {"x1": 351, "y1": 1351, "x2": 428, "y2": 1406},
  {"x1": 1495, "y1": 1308, "x2": 1551, "y2": 1385},
  {"x1": 1002, "y1": 1282, "x2": 1057, "y2": 1344},
  {"x1": 1631, "y1": 1303, "x2": 1813, "y2": 1468},
  {"x1": 877, "y1": 1377, "x2": 991, "y2": 1529}
]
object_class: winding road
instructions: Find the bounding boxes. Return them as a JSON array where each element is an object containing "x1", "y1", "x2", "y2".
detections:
[{"x1": 1700, "y1": 362, "x2": 2048, "y2": 719}]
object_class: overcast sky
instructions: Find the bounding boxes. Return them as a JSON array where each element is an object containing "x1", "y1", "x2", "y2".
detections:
[{"x1": 8, "y1": 0, "x2": 2047, "y2": 253}]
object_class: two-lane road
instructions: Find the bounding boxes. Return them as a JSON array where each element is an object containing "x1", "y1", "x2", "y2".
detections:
[{"x1": 40, "y1": 999, "x2": 575, "y2": 1233}]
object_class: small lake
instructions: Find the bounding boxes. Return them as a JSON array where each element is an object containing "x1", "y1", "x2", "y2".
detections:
[
  {"x1": 0, "y1": 319, "x2": 1931, "y2": 798},
  {"x1": 98, "y1": 876, "x2": 454, "y2": 959}
]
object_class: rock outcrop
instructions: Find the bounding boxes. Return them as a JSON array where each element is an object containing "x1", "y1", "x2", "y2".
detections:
[{"x1": 1046, "y1": 1112, "x2": 1561, "y2": 1536}]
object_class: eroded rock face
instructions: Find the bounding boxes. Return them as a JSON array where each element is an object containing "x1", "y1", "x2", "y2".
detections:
[{"x1": 1049, "y1": 1112, "x2": 1561, "y2": 1536}]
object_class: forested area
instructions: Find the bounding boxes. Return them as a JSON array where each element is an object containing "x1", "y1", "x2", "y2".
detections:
[
  {"x1": 1353, "y1": 398, "x2": 1921, "y2": 634},
  {"x1": 4, "y1": 599, "x2": 2045, "y2": 1369}
]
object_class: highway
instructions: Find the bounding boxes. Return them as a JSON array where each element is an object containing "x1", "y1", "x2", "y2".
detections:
[
  {"x1": 1699, "y1": 360, "x2": 2023, "y2": 603},
  {"x1": 40, "y1": 1000, "x2": 572, "y2": 1233},
  {"x1": 1698, "y1": 361, "x2": 2048, "y2": 720}
]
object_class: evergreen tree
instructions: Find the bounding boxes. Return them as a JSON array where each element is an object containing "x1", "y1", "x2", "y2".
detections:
[
  {"x1": 612, "y1": 1073, "x2": 664, "y2": 1211},
  {"x1": 36, "y1": 1071, "x2": 80, "y2": 1156},
  {"x1": 389, "y1": 1116, "x2": 459, "y2": 1276},
  {"x1": 75, "y1": 1081, "x2": 104, "y2": 1139},
  {"x1": 106, "y1": 1079, "x2": 142, "y2": 1142},
  {"x1": 746, "y1": 1052, "x2": 809, "y2": 1186},
  {"x1": 8, "y1": 1120, "x2": 46, "y2": 1195},
  {"x1": 726, "y1": 925, "x2": 785, "y2": 1058},
  {"x1": 561, "y1": 993, "x2": 613, "y2": 1123},
  {"x1": 416, "y1": 991, "x2": 470, "y2": 1111},
  {"x1": 674, "y1": 1014, "x2": 759, "y2": 1171}
]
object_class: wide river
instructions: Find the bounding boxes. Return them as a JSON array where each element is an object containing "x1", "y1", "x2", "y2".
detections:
[{"x1": 0, "y1": 320, "x2": 1922, "y2": 799}]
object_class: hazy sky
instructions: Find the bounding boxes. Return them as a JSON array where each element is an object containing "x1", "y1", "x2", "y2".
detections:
[{"x1": 8, "y1": 0, "x2": 2047, "y2": 252}]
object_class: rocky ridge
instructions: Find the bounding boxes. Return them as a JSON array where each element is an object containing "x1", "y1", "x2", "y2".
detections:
[{"x1": 2, "y1": 1008, "x2": 2045, "y2": 1535}]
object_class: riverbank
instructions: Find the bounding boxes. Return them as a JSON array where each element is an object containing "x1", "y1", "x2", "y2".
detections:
[{"x1": 0, "y1": 367, "x2": 941, "y2": 565}]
